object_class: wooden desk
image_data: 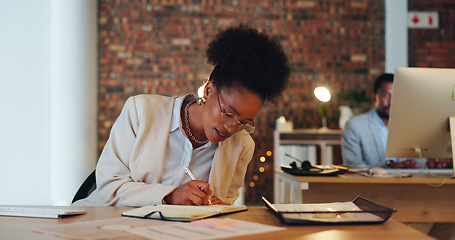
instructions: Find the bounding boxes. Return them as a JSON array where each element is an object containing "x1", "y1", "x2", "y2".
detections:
[
  {"x1": 275, "y1": 170, "x2": 455, "y2": 222},
  {"x1": 0, "y1": 206, "x2": 432, "y2": 240}
]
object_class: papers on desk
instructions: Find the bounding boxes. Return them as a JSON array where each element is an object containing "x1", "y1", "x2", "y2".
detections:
[
  {"x1": 262, "y1": 196, "x2": 396, "y2": 225},
  {"x1": 35, "y1": 217, "x2": 285, "y2": 240},
  {"x1": 34, "y1": 217, "x2": 159, "y2": 239},
  {"x1": 128, "y1": 219, "x2": 285, "y2": 240}
]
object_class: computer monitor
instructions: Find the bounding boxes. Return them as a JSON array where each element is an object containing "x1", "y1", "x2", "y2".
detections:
[{"x1": 386, "y1": 68, "x2": 455, "y2": 168}]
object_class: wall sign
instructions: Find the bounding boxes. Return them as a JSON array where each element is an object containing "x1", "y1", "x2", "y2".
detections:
[{"x1": 408, "y1": 11, "x2": 439, "y2": 29}]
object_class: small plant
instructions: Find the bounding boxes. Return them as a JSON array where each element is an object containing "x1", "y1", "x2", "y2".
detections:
[{"x1": 339, "y1": 90, "x2": 372, "y2": 114}]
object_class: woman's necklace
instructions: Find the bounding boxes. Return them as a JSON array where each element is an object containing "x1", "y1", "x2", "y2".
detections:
[{"x1": 184, "y1": 100, "x2": 209, "y2": 145}]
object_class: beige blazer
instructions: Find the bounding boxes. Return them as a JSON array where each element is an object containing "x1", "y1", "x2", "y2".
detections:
[{"x1": 73, "y1": 94, "x2": 255, "y2": 207}]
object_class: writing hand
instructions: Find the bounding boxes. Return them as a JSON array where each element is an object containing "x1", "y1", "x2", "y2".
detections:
[{"x1": 164, "y1": 180, "x2": 212, "y2": 205}]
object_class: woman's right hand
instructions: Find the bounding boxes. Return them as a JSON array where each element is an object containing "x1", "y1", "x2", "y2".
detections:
[{"x1": 163, "y1": 180, "x2": 212, "y2": 205}]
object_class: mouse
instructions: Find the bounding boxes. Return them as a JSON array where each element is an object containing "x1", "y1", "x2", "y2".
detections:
[{"x1": 369, "y1": 167, "x2": 388, "y2": 176}]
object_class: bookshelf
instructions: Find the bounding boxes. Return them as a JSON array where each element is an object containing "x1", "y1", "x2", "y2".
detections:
[{"x1": 273, "y1": 128, "x2": 343, "y2": 203}]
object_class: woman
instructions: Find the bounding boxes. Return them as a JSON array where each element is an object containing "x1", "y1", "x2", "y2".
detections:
[{"x1": 73, "y1": 25, "x2": 290, "y2": 207}]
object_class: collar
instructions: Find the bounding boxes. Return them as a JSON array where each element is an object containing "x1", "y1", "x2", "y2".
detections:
[
  {"x1": 171, "y1": 94, "x2": 216, "y2": 148},
  {"x1": 373, "y1": 109, "x2": 387, "y2": 128}
]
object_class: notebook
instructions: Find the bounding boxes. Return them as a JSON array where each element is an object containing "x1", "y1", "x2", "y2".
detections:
[{"x1": 122, "y1": 204, "x2": 247, "y2": 222}]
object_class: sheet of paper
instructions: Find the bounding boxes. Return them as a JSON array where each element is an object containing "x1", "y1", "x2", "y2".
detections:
[
  {"x1": 126, "y1": 218, "x2": 285, "y2": 240},
  {"x1": 34, "y1": 217, "x2": 167, "y2": 240},
  {"x1": 281, "y1": 212, "x2": 383, "y2": 222},
  {"x1": 191, "y1": 218, "x2": 237, "y2": 228},
  {"x1": 271, "y1": 201, "x2": 361, "y2": 212}
]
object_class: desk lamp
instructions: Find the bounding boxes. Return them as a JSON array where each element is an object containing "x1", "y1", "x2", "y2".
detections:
[{"x1": 314, "y1": 86, "x2": 331, "y2": 130}]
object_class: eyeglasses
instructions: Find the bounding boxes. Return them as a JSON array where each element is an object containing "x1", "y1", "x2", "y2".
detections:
[
  {"x1": 377, "y1": 90, "x2": 392, "y2": 99},
  {"x1": 216, "y1": 90, "x2": 255, "y2": 134}
]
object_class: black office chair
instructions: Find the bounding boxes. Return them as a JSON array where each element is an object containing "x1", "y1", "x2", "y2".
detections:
[{"x1": 72, "y1": 170, "x2": 97, "y2": 204}]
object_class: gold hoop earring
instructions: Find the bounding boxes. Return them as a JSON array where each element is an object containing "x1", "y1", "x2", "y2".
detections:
[{"x1": 197, "y1": 97, "x2": 206, "y2": 105}]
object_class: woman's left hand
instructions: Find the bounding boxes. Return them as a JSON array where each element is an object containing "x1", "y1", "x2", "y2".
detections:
[{"x1": 209, "y1": 196, "x2": 227, "y2": 205}]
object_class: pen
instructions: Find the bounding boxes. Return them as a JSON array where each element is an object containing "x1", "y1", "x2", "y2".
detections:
[{"x1": 184, "y1": 165, "x2": 212, "y2": 205}]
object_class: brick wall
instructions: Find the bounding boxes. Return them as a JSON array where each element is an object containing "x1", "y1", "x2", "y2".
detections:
[
  {"x1": 98, "y1": 0, "x2": 454, "y2": 204},
  {"x1": 408, "y1": 0, "x2": 455, "y2": 68}
]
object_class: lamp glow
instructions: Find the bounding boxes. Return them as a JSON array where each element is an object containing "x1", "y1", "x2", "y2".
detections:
[
  {"x1": 314, "y1": 86, "x2": 331, "y2": 130},
  {"x1": 314, "y1": 87, "x2": 331, "y2": 102}
]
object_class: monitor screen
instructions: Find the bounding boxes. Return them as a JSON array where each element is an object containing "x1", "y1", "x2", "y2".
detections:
[{"x1": 386, "y1": 67, "x2": 455, "y2": 160}]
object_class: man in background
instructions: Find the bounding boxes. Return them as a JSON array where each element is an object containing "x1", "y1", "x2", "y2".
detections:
[
  {"x1": 341, "y1": 73, "x2": 454, "y2": 240},
  {"x1": 342, "y1": 73, "x2": 399, "y2": 169}
]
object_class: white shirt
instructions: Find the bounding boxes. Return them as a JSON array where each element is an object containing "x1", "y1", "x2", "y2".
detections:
[
  {"x1": 374, "y1": 110, "x2": 388, "y2": 152},
  {"x1": 160, "y1": 95, "x2": 217, "y2": 187},
  {"x1": 72, "y1": 94, "x2": 254, "y2": 206},
  {"x1": 374, "y1": 110, "x2": 422, "y2": 166}
]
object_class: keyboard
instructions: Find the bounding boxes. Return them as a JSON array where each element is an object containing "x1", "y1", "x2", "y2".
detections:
[
  {"x1": 0, "y1": 206, "x2": 87, "y2": 219},
  {"x1": 385, "y1": 168, "x2": 454, "y2": 175}
]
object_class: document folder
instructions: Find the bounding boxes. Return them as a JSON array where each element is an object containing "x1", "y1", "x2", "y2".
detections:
[{"x1": 262, "y1": 196, "x2": 396, "y2": 225}]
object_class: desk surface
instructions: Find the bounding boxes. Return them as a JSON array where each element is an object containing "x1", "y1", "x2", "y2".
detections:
[
  {"x1": 0, "y1": 206, "x2": 432, "y2": 240},
  {"x1": 276, "y1": 170, "x2": 455, "y2": 222},
  {"x1": 278, "y1": 171, "x2": 455, "y2": 184}
]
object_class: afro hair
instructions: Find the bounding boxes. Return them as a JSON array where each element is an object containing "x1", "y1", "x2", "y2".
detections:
[{"x1": 206, "y1": 25, "x2": 290, "y2": 101}]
